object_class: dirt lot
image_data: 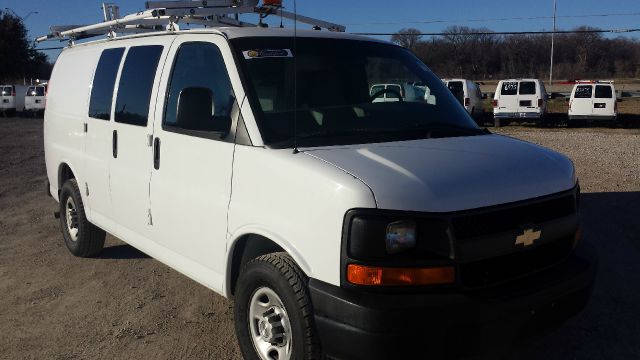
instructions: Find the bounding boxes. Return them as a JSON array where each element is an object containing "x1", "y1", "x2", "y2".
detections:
[{"x1": 1, "y1": 117, "x2": 639, "y2": 359}]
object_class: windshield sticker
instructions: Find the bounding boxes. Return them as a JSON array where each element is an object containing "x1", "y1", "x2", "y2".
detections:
[{"x1": 243, "y1": 49, "x2": 293, "y2": 59}]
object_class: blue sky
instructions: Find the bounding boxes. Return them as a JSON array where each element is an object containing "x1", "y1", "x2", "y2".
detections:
[{"x1": 3, "y1": 0, "x2": 639, "y2": 60}]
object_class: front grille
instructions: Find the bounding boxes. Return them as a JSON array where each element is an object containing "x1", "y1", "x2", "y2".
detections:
[
  {"x1": 458, "y1": 236, "x2": 574, "y2": 289},
  {"x1": 451, "y1": 193, "x2": 576, "y2": 240}
]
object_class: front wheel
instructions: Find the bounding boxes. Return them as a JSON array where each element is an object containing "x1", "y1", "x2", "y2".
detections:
[{"x1": 234, "y1": 252, "x2": 321, "y2": 360}]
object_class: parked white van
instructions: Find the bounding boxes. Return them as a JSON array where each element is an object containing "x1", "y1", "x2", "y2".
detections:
[
  {"x1": 0, "y1": 84, "x2": 28, "y2": 116},
  {"x1": 568, "y1": 81, "x2": 617, "y2": 124},
  {"x1": 442, "y1": 79, "x2": 484, "y2": 119},
  {"x1": 493, "y1": 79, "x2": 548, "y2": 125},
  {"x1": 24, "y1": 85, "x2": 47, "y2": 116},
  {"x1": 43, "y1": 21, "x2": 595, "y2": 360}
]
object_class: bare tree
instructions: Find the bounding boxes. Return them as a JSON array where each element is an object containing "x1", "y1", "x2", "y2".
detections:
[{"x1": 391, "y1": 28, "x2": 423, "y2": 51}]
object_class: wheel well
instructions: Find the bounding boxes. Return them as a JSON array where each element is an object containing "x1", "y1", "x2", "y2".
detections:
[
  {"x1": 58, "y1": 163, "x2": 75, "y2": 196},
  {"x1": 228, "y1": 234, "x2": 284, "y2": 296}
]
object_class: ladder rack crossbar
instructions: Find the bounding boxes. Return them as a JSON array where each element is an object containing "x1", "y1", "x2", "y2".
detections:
[{"x1": 36, "y1": 0, "x2": 345, "y2": 44}]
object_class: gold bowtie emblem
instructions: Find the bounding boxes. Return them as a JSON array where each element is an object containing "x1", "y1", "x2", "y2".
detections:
[{"x1": 515, "y1": 228, "x2": 541, "y2": 247}]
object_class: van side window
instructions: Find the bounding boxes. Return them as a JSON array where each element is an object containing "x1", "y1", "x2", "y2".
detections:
[
  {"x1": 519, "y1": 82, "x2": 536, "y2": 95},
  {"x1": 501, "y1": 82, "x2": 517, "y2": 96},
  {"x1": 574, "y1": 85, "x2": 593, "y2": 99},
  {"x1": 114, "y1": 45, "x2": 164, "y2": 126},
  {"x1": 89, "y1": 47, "x2": 125, "y2": 120},
  {"x1": 594, "y1": 85, "x2": 613, "y2": 99},
  {"x1": 164, "y1": 42, "x2": 234, "y2": 133}
]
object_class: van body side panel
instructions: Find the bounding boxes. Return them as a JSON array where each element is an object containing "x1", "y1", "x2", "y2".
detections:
[
  {"x1": 227, "y1": 147, "x2": 376, "y2": 289},
  {"x1": 45, "y1": 47, "x2": 99, "y2": 205}
]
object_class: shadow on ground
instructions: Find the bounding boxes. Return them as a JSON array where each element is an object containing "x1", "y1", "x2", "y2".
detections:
[{"x1": 98, "y1": 244, "x2": 150, "y2": 260}]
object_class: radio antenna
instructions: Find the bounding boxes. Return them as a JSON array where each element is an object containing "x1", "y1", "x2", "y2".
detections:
[{"x1": 292, "y1": 0, "x2": 299, "y2": 154}]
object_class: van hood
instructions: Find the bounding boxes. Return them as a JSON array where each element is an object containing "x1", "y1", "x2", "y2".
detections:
[{"x1": 302, "y1": 135, "x2": 576, "y2": 212}]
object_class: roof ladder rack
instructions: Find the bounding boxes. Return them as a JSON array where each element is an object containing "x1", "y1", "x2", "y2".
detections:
[{"x1": 36, "y1": 0, "x2": 345, "y2": 44}]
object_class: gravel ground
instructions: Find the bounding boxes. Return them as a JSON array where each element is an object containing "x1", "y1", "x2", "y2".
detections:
[{"x1": 1, "y1": 118, "x2": 639, "y2": 359}]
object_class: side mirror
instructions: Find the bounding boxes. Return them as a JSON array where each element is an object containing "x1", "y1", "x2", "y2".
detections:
[
  {"x1": 481, "y1": 93, "x2": 488, "y2": 100},
  {"x1": 176, "y1": 87, "x2": 231, "y2": 135},
  {"x1": 565, "y1": 97, "x2": 570, "y2": 102}
]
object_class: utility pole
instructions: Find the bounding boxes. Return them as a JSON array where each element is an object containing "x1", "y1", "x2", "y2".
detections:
[{"x1": 549, "y1": 0, "x2": 557, "y2": 87}]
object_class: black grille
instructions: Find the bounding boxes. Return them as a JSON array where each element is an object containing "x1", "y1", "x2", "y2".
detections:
[
  {"x1": 452, "y1": 194, "x2": 576, "y2": 240},
  {"x1": 459, "y1": 237, "x2": 574, "y2": 289}
]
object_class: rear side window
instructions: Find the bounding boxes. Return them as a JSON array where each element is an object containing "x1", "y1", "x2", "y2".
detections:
[
  {"x1": 519, "y1": 82, "x2": 536, "y2": 95},
  {"x1": 114, "y1": 45, "x2": 163, "y2": 126},
  {"x1": 574, "y1": 85, "x2": 593, "y2": 99},
  {"x1": 164, "y1": 42, "x2": 234, "y2": 132},
  {"x1": 35, "y1": 87, "x2": 45, "y2": 96},
  {"x1": 89, "y1": 48, "x2": 125, "y2": 120},
  {"x1": 501, "y1": 82, "x2": 518, "y2": 96},
  {"x1": 594, "y1": 85, "x2": 613, "y2": 99},
  {"x1": 27, "y1": 87, "x2": 36, "y2": 96},
  {"x1": 2, "y1": 86, "x2": 13, "y2": 95}
]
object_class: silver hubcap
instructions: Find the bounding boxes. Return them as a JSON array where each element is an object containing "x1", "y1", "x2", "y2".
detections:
[
  {"x1": 65, "y1": 196, "x2": 79, "y2": 241},
  {"x1": 249, "y1": 287, "x2": 292, "y2": 360}
]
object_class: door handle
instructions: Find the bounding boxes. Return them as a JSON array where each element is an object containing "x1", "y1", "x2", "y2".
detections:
[
  {"x1": 112, "y1": 130, "x2": 118, "y2": 158},
  {"x1": 153, "y1": 137, "x2": 160, "y2": 170},
  {"x1": 83, "y1": 123, "x2": 88, "y2": 133}
]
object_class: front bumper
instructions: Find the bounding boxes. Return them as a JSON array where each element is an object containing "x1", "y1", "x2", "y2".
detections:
[{"x1": 310, "y1": 241, "x2": 597, "y2": 360}]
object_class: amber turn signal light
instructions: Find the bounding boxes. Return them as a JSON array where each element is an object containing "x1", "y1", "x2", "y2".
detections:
[
  {"x1": 572, "y1": 227, "x2": 582, "y2": 249},
  {"x1": 347, "y1": 264, "x2": 455, "y2": 286}
]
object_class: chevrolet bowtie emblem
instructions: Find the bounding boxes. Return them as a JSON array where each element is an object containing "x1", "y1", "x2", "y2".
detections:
[{"x1": 515, "y1": 228, "x2": 541, "y2": 247}]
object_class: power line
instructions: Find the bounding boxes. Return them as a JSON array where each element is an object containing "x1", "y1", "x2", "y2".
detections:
[
  {"x1": 344, "y1": 12, "x2": 640, "y2": 27},
  {"x1": 353, "y1": 28, "x2": 640, "y2": 37}
]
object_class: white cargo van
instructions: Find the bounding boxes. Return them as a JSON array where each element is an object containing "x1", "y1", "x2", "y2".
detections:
[
  {"x1": 442, "y1": 79, "x2": 484, "y2": 119},
  {"x1": 568, "y1": 82, "x2": 617, "y2": 124},
  {"x1": 0, "y1": 84, "x2": 28, "y2": 116},
  {"x1": 24, "y1": 85, "x2": 47, "y2": 116},
  {"x1": 40, "y1": 3, "x2": 595, "y2": 359},
  {"x1": 493, "y1": 79, "x2": 547, "y2": 126}
]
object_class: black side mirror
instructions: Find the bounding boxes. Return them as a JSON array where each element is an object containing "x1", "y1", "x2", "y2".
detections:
[
  {"x1": 176, "y1": 87, "x2": 231, "y2": 135},
  {"x1": 481, "y1": 93, "x2": 488, "y2": 100}
]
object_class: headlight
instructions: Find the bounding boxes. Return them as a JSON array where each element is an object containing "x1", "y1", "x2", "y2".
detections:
[
  {"x1": 385, "y1": 220, "x2": 416, "y2": 254},
  {"x1": 345, "y1": 211, "x2": 452, "y2": 261}
]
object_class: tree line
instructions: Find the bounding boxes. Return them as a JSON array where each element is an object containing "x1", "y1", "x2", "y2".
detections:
[
  {"x1": 392, "y1": 26, "x2": 640, "y2": 80},
  {"x1": 0, "y1": 11, "x2": 52, "y2": 84}
]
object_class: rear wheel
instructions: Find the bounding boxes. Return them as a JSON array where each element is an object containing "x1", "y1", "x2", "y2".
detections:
[
  {"x1": 234, "y1": 252, "x2": 320, "y2": 360},
  {"x1": 59, "y1": 179, "x2": 105, "y2": 257}
]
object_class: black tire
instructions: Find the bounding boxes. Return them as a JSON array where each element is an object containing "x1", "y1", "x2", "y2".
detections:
[
  {"x1": 59, "y1": 179, "x2": 105, "y2": 257},
  {"x1": 234, "y1": 252, "x2": 320, "y2": 360}
]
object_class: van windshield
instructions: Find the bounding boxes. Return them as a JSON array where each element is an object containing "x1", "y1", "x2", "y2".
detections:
[{"x1": 231, "y1": 37, "x2": 480, "y2": 148}]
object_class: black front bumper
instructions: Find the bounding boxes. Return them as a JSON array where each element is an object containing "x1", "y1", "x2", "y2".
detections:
[{"x1": 310, "y1": 241, "x2": 597, "y2": 360}]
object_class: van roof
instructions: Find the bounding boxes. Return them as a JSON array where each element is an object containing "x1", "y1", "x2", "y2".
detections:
[
  {"x1": 499, "y1": 79, "x2": 542, "y2": 82},
  {"x1": 60, "y1": 27, "x2": 386, "y2": 50}
]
